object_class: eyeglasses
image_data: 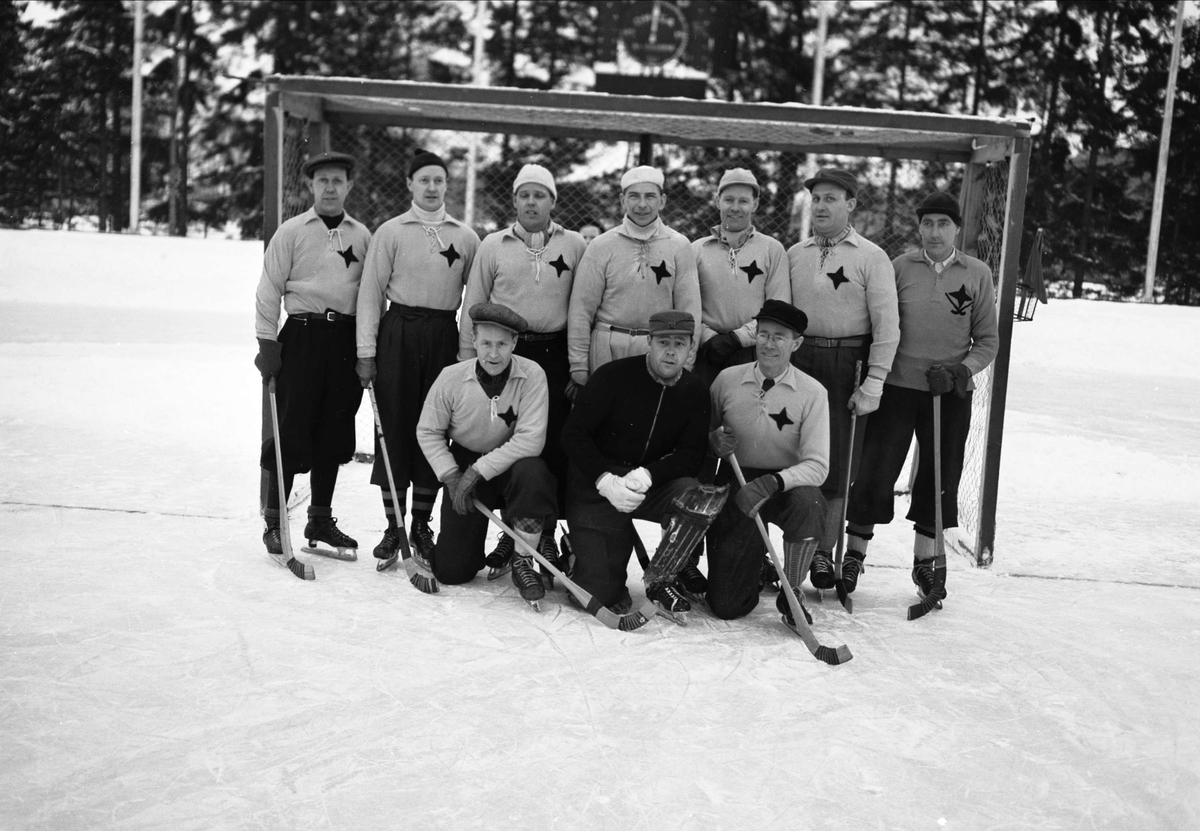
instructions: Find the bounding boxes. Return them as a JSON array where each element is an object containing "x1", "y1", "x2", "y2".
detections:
[{"x1": 755, "y1": 332, "x2": 793, "y2": 346}]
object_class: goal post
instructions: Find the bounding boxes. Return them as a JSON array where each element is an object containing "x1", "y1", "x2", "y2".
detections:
[{"x1": 262, "y1": 75, "x2": 1031, "y2": 567}]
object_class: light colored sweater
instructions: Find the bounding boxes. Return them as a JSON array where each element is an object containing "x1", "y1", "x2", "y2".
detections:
[{"x1": 692, "y1": 227, "x2": 790, "y2": 346}]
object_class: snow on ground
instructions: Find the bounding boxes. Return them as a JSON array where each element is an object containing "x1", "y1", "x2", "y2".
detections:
[{"x1": 1, "y1": 228, "x2": 1198, "y2": 829}]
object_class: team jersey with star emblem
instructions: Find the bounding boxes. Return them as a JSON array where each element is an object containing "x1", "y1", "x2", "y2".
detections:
[
  {"x1": 710, "y1": 362, "x2": 829, "y2": 491},
  {"x1": 254, "y1": 208, "x2": 372, "y2": 340},
  {"x1": 888, "y1": 248, "x2": 998, "y2": 391},
  {"x1": 787, "y1": 227, "x2": 899, "y2": 382},
  {"x1": 692, "y1": 227, "x2": 791, "y2": 347},
  {"x1": 416, "y1": 355, "x2": 548, "y2": 482},
  {"x1": 458, "y1": 222, "x2": 586, "y2": 358},
  {"x1": 355, "y1": 209, "x2": 479, "y2": 358},
  {"x1": 567, "y1": 220, "x2": 701, "y2": 375}
]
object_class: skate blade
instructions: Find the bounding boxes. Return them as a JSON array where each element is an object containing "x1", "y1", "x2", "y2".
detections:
[
  {"x1": 524, "y1": 599, "x2": 543, "y2": 613},
  {"x1": 653, "y1": 603, "x2": 689, "y2": 626},
  {"x1": 486, "y1": 564, "x2": 512, "y2": 581},
  {"x1": 375, "y1": 553, "x2": 399, "y2": 572},
  {"x1": 302, "y1": 545, "x2": 357, "y2": 562}
]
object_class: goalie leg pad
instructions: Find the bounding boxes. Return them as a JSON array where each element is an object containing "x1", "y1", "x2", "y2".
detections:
[{"x1": 643, "y1": 484, "x2": 730, "y2": 589}]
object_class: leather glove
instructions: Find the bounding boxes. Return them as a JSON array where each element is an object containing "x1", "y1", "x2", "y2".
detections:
[
  {"x1": 356, "y1": 357, "x2": 377, "y2": 388},
  {"x1": 597, "y1": 472, "x2": 645, "y2": 513},
  {"x1": 848, "y1": 376, "x2": 884, "y2": 415},
  {"x1": 708, "y1": 426, "x2": 737, "y2": 458},
  {"x1": 926, "y1": 363, "x2": 970, "y2": 398},
  {"x1": 624, "y1": 467, "x2": 652, "y2": 494},
  {"x1": 254, "y1": 339, "x2": 283, "y2": 383},
  {"x1": 566, "y1": 370, "x2": 589, "y2": 403},
  {"x1": 735, "y1": 473, "x2": 781, "y2": 518},
  {"x1": 704, "y1": 332, "x2": 740, "y2": 363},
  {"x1": 450, "y1": 465, "x2": 483, "y2": 516},
  {"x1": 442, "y1": 468, "x2": 463, "y2": 498}
]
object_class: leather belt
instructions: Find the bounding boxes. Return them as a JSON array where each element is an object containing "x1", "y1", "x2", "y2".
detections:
[
  {"x1": 292, "y1": 311, "x2": 355, "y2": 322},
  {"x1": 607, "y1": 325, "x2": 651, "y2": 337},
  {"x1": 804, "y1": 335, "x2": 868, "y2": 348},
  {"x1": 519, "y1": 330, "x2": 566, "y2": 342}
]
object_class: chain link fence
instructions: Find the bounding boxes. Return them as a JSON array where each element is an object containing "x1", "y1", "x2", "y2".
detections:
[{"x1": 280, "y1": 114, "x2": 1009, "y2": 565}]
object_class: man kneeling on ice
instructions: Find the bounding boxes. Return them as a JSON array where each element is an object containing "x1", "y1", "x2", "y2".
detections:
[
  {"x1": 416, "y1": 303, "x2": 557, "y2": 608},
  {"x1": 560, "y1": 310, "x2": 726, "y2": 623},
  {"x1": 705, "y1": 300, "x2": 830, "y2": 629}
]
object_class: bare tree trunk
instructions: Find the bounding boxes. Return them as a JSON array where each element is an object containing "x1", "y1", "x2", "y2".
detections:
[
  {"x1": 175, "y1": 0, "x2": 192, "y2": 237},
  {"x1": 972, "y1": 0, "x2": 988, "y2": 115},
  {"x1": 1072, "y1": 5, "x2": 1114, "y2": 298}
]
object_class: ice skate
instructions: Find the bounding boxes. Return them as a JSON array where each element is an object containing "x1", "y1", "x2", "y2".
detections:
[
  {"x1": 302, "y1": 516, "x2": 358, "y2": 561},
  {"x1": 647, "y1": 582, "x2": 690, "y2": 626},
  {"x1": 511, "y1": 550, "x2": 545, "y2": 611},
  {"x1": 409, "y1": 517, "x2": 435, "y2": 570},
  {"x1": 263, "y1": 522, "x2": 314, "y2": 581},
  {"x1": 675, "y1": 556, "x2": 708, "y2": 607},
  {"x1": 842, "y1": 551, "x2": 866, "y2": 594},
  {"x1": 538, "y1": 532, "x2": 560, "y2": 588},
  {"x1": 912, "y1": 558, "x2": 945, "y2": 610},
  {"x1": 373, "y1": 522, "x2": 405, "y2": 572},
  {"x1": 485, "y1": 532, "x2": 514, "y2": 581},
  {"x1": 759, "y1": 554, "x2": 780, "y2": 593},
  {"x1": 776, "y1": 586, "x2": 812, "y2": 632},
  {"x1": 809, "y1": 550, "x2": 835, "y2": 590}
]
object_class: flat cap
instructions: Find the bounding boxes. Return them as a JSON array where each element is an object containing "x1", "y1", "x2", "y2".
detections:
[
  {"x1": 408, "y1": 151, "x2": 448, "y2": 179},
  {"x1": 513, "y1": 164, "x2": 557, "y2": 199},
  {"x1": 620, "y1": 165, "x2": 665, "y2": 191},
  {"x1": 803, "y1": 167, "x2": 858, "y2": 199},
  {"x1": 916, "y1": 191, "x2": 962, "y2": 226},
  {"x1": 303, "y1": 151, "x2": 355, "y2": 177},
  {"x1": 648, "y1": 309, "x2": 695, "y2": 337},
  {"x1": 717, "y1": 168, "x2": 760, "y2": 197},
  {"x1": 469, "y1": 302, "x2": 527, "y2": 335},
  {"x1": 754, "y1": 300, "x2": 808, "y2": 335}
]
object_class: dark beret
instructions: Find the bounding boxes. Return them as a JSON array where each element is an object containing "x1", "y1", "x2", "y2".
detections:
[
  {"x1": 648, "y1": 310, "x2": 695, "y2": 337},
  {"x1": 916, "y1": 191, "x2": 962, "y2": 226},
  {"x1": 302, "y1": 151, "x2": 355, "y2": 177},
  {"x1": 408, "y1": 151, "x2": 448, "y2": 178},
  {"x1": 754, "y1": 300, "x2": 808, "y2": 335},
  {"x1": 470, "y1": 302, "x2": 527, "y2": 335},
  {"x1": 803, "y1": 167, "x2": 858, "y2": 199}
]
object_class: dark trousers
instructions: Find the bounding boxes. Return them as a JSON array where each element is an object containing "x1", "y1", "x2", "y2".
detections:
[
  {"x1": 791, "y1": 341, "x2": 870, "y2": 498},
  {"x1": 705, "y1": 464, "x2": 826, "y2": 620},
  {"x1": 566, "y1": 466, "x2": 699, "y2": 608},
  {"x1": 432, "y1": 444, "x2": 557, "y2": 585},
  {"x1": 847, "y1": 384, "x2": 973, "y2": 531},
  {"x1": 260, "y1": 316, "x2": 362, "y2": 477},
  {"x1": 370, "y1": 305, "x2": 458, "y2": 492},
  {"x1": 515, "y1": 331, "x2": 570, "y2": 511}
]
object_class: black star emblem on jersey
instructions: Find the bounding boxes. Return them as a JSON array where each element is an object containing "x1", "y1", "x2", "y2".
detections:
[
  {"x1": 338, "y1": 246, "x2": 358, "y2": 267},
  {"x1": 826, "y1": 266, "x2": 849, "y2": 289},
  {"x1": 768, "y1": 407, "x2": 794, "y2": 431},
  {"x1": 549, "y1": 255, "x2": 571, "y2": 278},
  {"x1": 439, "y1": 244, "x2": 461, "y2": 268},
  {"x1": 651, "y1": 260, "x2": 672, "y2": 284},
  {"x1": 497, "y1": 406, "x2": 518, "y2": 427},
  {"x1": 740, "y1": 259, "x2": 764, "y2": 283},
  {"x1": 946, "y1": 285, "x2": 974, "y2": 316}
]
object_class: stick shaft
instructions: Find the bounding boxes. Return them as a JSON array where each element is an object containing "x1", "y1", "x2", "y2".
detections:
[
  {"x1": 367, "y1": 386, "x2": 404, "y2": 522},
  {"x1": 933, "y1": 394, "x2": 944, "y2": 559},
  {"x1": 267, "y1": 379, "x2": 295, "y2": 558}
]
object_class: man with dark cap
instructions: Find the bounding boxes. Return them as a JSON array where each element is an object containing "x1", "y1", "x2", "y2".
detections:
[
  {"x1": 459, "y1": 164, "x2": 586, "y2": 578},
  {"x1": 560, "y1": 310, "x2": 725, "y2": 623},
  {"x1": 417, "y1": 303, "x2": 556, "y2": 608},
  {"x1": 567, "y1": 165, "x2": 701, "y2": 393},
  {"x1": 704, "y1": 300, "x2": 830, "y2": 628},
  {"x1": 843, "y1": 192, "x2": 997, "y2": 607},
  {"x1": 692, "y1": 168, "x2": 791, "y2": 385},
  {"x1": 254, "y1": 150, "x2": 371, "y2": 571},
  {"x1": 787, "y1": 167, "x2": 899, "y2": 591},
  {"x1": 356, "y1": 151, "x2": 480, "y2": 577}
]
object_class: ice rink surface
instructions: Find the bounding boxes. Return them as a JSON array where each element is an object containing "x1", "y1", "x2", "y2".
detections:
[{"x1": 2, "y1": 229, "x2": 1198, "y2": 829}]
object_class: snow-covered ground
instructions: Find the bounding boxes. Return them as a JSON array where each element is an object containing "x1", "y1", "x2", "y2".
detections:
[{"x1": 1, "y1": 228, "x2": 1198, "y2": 830}]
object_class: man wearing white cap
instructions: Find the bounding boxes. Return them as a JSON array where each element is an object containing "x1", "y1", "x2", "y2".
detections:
[
  {"x1": 459, "y1": 164, "x2": 586, "y2": 576},
  {"x1": 567, "y1": 165, "x2": 701, "y2": 392},
  {"x1": 692, "y1": 168, "x2": 791, "y2": 385}
]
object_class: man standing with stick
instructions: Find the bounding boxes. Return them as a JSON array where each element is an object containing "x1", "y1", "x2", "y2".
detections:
[
  {"x1": 844, "y1": 192, "x2": 998, "y2": 611},
  {"x1": 254, "y1": 151, "x2": 371, "y2": 571}
]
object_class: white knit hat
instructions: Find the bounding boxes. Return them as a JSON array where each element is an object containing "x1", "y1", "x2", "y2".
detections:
[
  {"x1": 620, "y1": 165, "x2": 665, "y2": 191},
  {"x1": 512, "y1": 164, "x2": 557, "y2": 199}
]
